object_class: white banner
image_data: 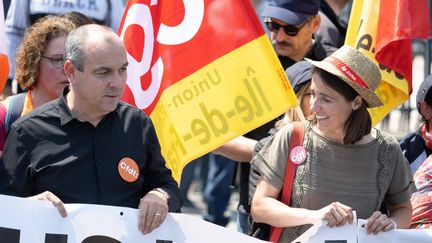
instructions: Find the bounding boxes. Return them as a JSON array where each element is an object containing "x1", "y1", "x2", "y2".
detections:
[
  {"x1": 0, "y1": 194, "x2": 266, "y2": 243},
  {"x1": 1, "y1": 194, "x2": 432, "y2": 243},
  {"x1": 294, "y1": 213, "x2": 432, "y2": 243}
]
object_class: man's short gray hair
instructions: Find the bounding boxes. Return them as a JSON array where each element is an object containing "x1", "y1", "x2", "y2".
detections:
[{"x1": 65, "y1": 24, "x2": 115, "y2": 72}]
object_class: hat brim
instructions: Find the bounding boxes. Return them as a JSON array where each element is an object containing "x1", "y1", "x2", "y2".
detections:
[
  {"x1": 262, "y1": 6, "x2": 311, "y2": 26},
  {"x1": 306, "y1": 58, "x2": 383, "y2": 108}
]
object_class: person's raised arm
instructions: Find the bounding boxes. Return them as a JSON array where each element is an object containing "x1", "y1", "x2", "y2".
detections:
[{"x1": 213, "y1": 136, "x2": 257, "y2": 162}]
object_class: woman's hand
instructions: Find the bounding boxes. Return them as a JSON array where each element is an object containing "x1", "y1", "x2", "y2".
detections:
[
  {"x1": 365, "y1": 211, "x2": 397, "y2": 234},
  {"x1": 314, "y1": 202, "x2": 353, "y2": 227}
]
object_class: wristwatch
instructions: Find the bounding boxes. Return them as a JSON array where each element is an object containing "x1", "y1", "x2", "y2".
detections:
[{"x1": 152, "y1": 188, "x2": 170, "y2": 201}]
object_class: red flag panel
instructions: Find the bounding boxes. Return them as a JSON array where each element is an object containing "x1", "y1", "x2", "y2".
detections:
[
  {"x1": 376, "y1": 0, "x2": 431, "y2": 93},
  {"x1": 118, "y1": 0, "x2": 265, "y2": 114}
]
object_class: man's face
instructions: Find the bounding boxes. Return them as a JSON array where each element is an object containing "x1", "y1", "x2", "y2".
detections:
[
  {"x1": 267, "y1": 16, "x2": 319, "y2": 61},
  {"x1": 70, "y1": 38, "x2": 128, "y2": 116}
]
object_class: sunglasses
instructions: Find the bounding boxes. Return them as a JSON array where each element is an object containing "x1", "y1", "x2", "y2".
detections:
[
  {"x1": 264, "y1": 16, "x2": 313, "y2": 36},
  {"x1": 41, "y1": 54, "x2": 65, "y2": 68}
]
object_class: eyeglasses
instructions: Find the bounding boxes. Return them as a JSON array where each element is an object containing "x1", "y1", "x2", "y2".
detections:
[
  {"x1": 41, "y1": 54, "x2": 65, "y2": 68},
  {"x1": 264, "y1": 16, "x2": 313, "y2": 36}
]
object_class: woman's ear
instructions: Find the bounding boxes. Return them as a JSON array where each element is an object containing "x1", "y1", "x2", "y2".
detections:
[{"x1": 352, "y1": 95, "x2": 363, "y2": 110}]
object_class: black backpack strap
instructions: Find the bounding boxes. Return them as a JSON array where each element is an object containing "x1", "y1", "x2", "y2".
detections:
[{"x1": 5, "y1": 92, "x2": 26, "y2": 133}]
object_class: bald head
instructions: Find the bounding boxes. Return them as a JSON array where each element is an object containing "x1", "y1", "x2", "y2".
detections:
[{"x1": 65, "y1": 24, "x2": 125, "y2": 71}]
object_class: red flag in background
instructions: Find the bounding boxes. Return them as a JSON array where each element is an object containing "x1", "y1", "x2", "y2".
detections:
[
  {"x1": 375, "y1": 0, "x2": 431, "y2": 94},
  {"x1": 118, "y1": 0, "x2": 268, "y2": 114},
  {"x1": 346, "y1": 0, "x2": 431, "y2": 125},
  {"x1": 117, "y1": 0, "x2": 297, "y2": 181},
  {"x1": 0, "y1": 0, "x2": 9, "y2": 93}
]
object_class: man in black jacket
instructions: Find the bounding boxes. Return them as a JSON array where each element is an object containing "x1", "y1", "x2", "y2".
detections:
[{"x1": 0, "y1": 24, "x2": 181, "y2": 235}]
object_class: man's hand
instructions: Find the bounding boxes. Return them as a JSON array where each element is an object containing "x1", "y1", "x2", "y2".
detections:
[
  {"x1": 28, "y1": 191, "x2": 67, "y2": 217},
  {"x1": 138, "y1": 189, "x2": 169, "y2": 234}
]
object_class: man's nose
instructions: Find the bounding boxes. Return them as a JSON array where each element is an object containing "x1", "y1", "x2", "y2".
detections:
[
  {"x1": 110, "y1": 72, "x2": 126, "y2": 88},
  {"x1": 275, "y1": 27, "x2": 287, "y2": 41}
]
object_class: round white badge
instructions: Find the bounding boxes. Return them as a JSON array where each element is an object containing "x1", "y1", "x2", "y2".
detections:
[{"x1": 289, "y1": 146, "x2": 307, "y2": 165}]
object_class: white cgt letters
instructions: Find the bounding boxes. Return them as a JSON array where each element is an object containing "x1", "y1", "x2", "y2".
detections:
[{"x1": 119, "y1": 0, "x2": 204, "y2": 110}]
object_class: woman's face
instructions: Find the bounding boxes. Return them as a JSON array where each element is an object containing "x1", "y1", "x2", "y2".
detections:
[
  {"x1": 309, "y1": 73, "x2": 356, "y2": 142},
  {"x1": 37, "y1": 35, "x2": 69, "y2": 99}
]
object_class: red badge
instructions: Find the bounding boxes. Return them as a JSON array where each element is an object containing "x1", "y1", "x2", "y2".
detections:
[
  {"x1": 118, "y1": 157, "x2": 140, "y2": 182},
  {"x1": 289, "y1": 146, "x2": 307, "y2": 165}
]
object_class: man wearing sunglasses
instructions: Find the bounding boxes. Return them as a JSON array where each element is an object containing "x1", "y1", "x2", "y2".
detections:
[{"x1": 262, "y1": 0, "x2": 331, "y2": 67}]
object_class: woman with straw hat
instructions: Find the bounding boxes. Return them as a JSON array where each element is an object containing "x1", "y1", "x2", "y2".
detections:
[{"x1": 250, "y1": 45, "x2": 414, "y2": 242}]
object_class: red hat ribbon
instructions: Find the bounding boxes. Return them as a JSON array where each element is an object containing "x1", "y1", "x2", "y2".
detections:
[{"x1": 327, "y1": 56, "x2": 369, "y2": 89}]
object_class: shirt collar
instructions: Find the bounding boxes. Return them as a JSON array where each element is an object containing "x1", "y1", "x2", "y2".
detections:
[
  {"x1": 57, "y1": 86, "x2": 121, "y2": 126},
  {"x1": 58, "y1": 86, "x2": 75, "y2": 126}
]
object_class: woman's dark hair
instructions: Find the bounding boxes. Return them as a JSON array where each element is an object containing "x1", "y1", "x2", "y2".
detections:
[
  {"x1": 420, "y1": 89, "x2": 432, "y2": 123},
  {"x1": 313, "y1": 68, "x2": 371, "y2": 144}
]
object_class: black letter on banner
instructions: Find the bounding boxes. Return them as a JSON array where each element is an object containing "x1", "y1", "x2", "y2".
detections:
[
  {"x1": 356, "y1": 34, "x2": 373, "y2": 53},
  {"x1": 82, "y1": 235, "x2": 120, "y2": 243},
  {"x1": 156, "y1": 240, "x2": 173, "y2": 243},
  {"x1": 0, "y1": 227, "x2": 20, "y2": 243},
  {"x1": 45, "y1": 233, "x2": 68, "y2": 243},
  {"x1": 379, "y1": 63, "x2": 405, "y2": 80}
]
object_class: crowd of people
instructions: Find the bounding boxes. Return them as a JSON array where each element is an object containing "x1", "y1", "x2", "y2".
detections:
[{"x1": 0, "y1": 0, "x2": 431, "y2": 241}]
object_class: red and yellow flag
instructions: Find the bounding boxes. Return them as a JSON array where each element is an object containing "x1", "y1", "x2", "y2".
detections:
[
  {"x1": 118, "y1": 0, "x2": 297, "y2": 181},
  {"x1": 0, "y1": 0, "x2": 9, "y2": 93},
  {"x1": 345, "y1": 0, "x2": 431, "y2": 125}
]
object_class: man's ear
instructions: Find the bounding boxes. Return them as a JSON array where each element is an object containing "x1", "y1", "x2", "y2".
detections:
[
  {"x1": 310, "y1": 14, "x2": 321, "y2": 33},
  {"x1": 419, "y1": 101, "x2": 432, "y2": 120},
  {"x1": 352, "y1": 95, "x2": 363, "y2": 110},
  {"x1": 64, "y1": 60, "x2": 75, "y2": 80}
]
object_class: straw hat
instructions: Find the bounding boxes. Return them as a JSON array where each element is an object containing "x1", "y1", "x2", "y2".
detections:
[{"x1": 306, "y1": 45, "x2": 383, "y2": 107}]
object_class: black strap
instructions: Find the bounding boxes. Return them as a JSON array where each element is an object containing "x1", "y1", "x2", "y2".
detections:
[{"x1": 5, "y1": 93, "x2": 26, "y2": 133}]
